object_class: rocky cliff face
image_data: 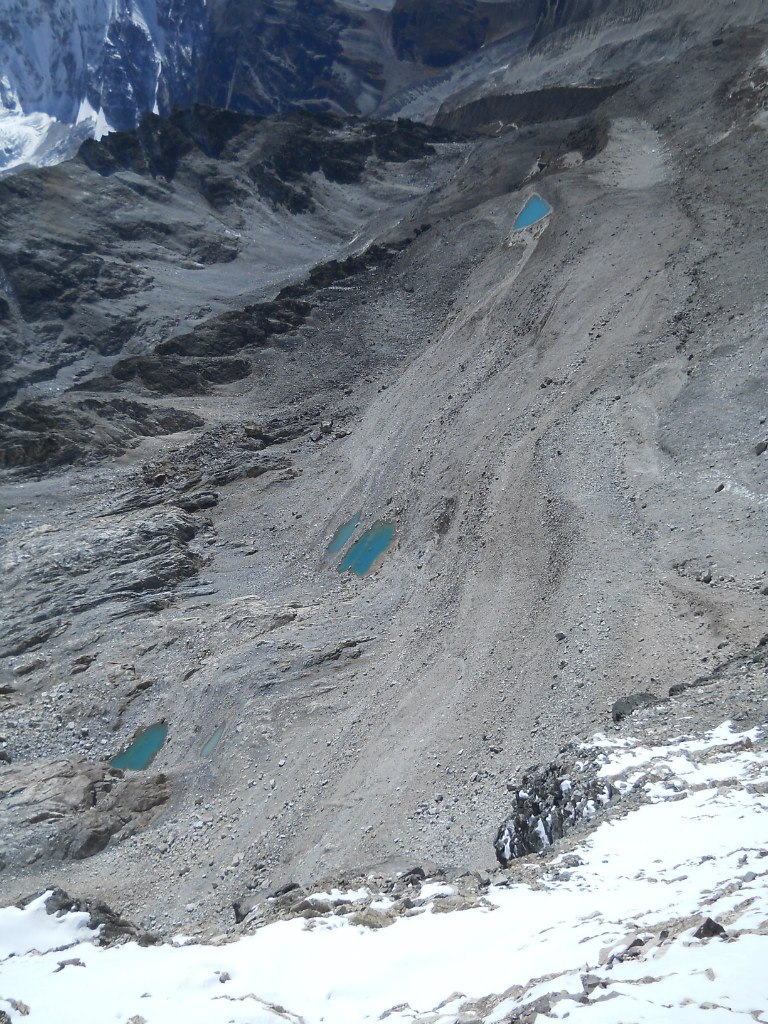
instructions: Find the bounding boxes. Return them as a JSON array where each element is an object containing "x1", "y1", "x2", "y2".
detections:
[{"x1": 196, "y1": 0, "x2": 367, "y2": 116}]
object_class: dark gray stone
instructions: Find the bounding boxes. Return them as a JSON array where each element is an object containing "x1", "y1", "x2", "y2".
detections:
[
  {"x1": 611, "y1": 692, "x2": 658, "y2": 723},
  {"x1": 694, "y1": 917, "x2": 727, "y2": 939}
]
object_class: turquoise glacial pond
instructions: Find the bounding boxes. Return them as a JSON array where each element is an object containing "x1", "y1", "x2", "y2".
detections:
[
  {"x1": 338, "y1": 520, "x2": 396, "y2": 576},
  {"x1": 327, "y1": 513, "x2": 360, "y2": 554},
  {"x1": 201, "y1": 725, "x2": 225, "y2": 758},
  {"x1": 111, "y1": 721, "x2": 168, "y2": 771},
  {"x1": 514, "y1": 194, "x2": 552, "y2": 230}
]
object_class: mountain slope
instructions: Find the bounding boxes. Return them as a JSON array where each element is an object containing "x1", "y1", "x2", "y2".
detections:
[
  {"x1": 0, "y1": 0, "x2": 766, "y2": 943},
  {"x1": 3, "y1": 679, "x2": 767, "y2": 1023}
]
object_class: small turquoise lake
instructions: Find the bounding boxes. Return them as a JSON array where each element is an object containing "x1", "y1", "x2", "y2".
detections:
[
  {"x1": 327, "y1": 513, "x2": 360, "y2": 554},
  {"x1": 201, "y1": 725, "x2": 225, "y2": 758},
  {"x1": 338, "y1": 520, "x2": 396, "y2": 576},
  {"x1": 111, "y1": 722, "x2": 168, "y2": 771},
  {"x1": 514, "y1": 194, "x2": 552, "y2": 230}
]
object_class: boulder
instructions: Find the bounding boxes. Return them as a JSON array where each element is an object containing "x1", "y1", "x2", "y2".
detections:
[
  {"x1": 694, "y1": 917, "x2": 727, "y2": 939},
  {"x1": 611, "y1": 692, "x2": 658, "y2": 723}
]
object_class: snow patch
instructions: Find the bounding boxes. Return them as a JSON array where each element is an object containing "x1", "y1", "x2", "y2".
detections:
[
  {"x1": 416, "y1": 882, "x2": 455, "y2": 902},
  {"x1": 0, "y1": 109, "x2": 59, "y2": 171},
  {"x1": 306, "y1": 887, "x2": 369, "y2": 904},
  {"x1": 0, "y1": 891, "x2": 94, "y2": 958}
]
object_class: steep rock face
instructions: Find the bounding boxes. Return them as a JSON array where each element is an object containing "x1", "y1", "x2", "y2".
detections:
[
  {"x1": 391, "y1": 0, "x2": 490, "y2": 67},
  {"x1": 91, "y1": 0, "x2": 207, "y2": 129},
  {"x1": 433, "y1": 0, "x2": 766, "y2": 122},
  {"x1": 0, "y1": 0, "x2": 377, "y2": 170},
  {"x1": 390, "y1": 0, "x2": 542, "y2": 67},
  {"x1": 197, "y1": 0, "x2": 365, "y2": 116}
]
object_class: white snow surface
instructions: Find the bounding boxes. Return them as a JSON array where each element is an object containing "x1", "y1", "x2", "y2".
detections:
[
  {"x1": 75, "y1": 96, "x2": 113, "y2": 140},
  {"x1": 1, "y1": 720, "x2": 767, "y2": 1023},
  {"x1": 306, "y1": 887, "x2": 370, "y2": 904},
  {"x1": 0, "y1": 108, "x2": 96, "y2": 172},
  {"x1": 0, "y1": 892, "x2": 94, "y2": 959},
  {"x1": 0, "y1": 109, "x2": 58, "y2": 170}
]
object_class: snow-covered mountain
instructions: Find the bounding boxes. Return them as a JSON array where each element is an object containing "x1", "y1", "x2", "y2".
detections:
[
  {"x1": 0, "y1": 0, "x2": 207, "y2": 169},
  {"x1": 0, "y1": 0, "x2": 546, "y2": 172}
]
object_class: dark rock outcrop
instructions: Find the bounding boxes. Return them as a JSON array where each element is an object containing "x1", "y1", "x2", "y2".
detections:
[
  {"x1": 611, "y1": 691, "x2": 659, "y2": 723},
  {"x1": 494, "y1": 757, "x2": 614, "y2": 865},
  {"x1": 693, "y1": 917, "x2": 727, "y2": 939},
  {"x1": 435, "y1": 82, "x2": 626, "y2": 133},
  {"x1": 0, "y1": 399, "x2": 203, "y2": 470},
  {"x1": 75, "y1": 355, "x2": 253, "y2": 398},
  {"x1": 79, "y1": 105, "x2": 254, "y2": 179}
]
